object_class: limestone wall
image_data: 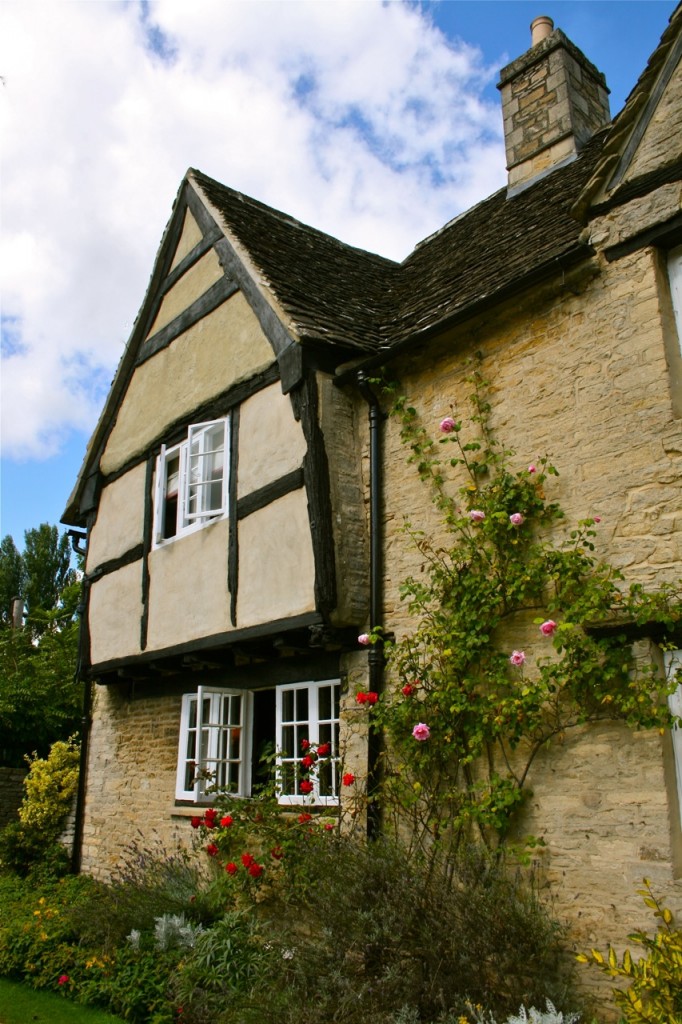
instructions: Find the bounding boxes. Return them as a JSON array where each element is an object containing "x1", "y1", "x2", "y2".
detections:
[{"x1": 80, "y1": 683, "x2": 187, "y2": 879}]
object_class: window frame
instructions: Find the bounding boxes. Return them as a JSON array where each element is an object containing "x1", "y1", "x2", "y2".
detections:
[
  {"x1": 275, "y1": 679, "x2": 340, "y2": 806},
  {"x1": 176, "y1": 679, "x2": 340, "y2": 807},
  {"x1": 175, "y1": 687, "x2": 252, "y2": 802},
  {"x1": 665, "y1": 649, "x2": 682, "y2": 828},
  {"x1": 154, "y1": 417, "x2": 229, "y2": 547},
  {"x1": 668, "y1": 244, "x2": 682, "y2": 357}
]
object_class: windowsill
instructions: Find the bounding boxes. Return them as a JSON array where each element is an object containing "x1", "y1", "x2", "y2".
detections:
[{"x1": 170, "y1": 802, "x2": 339, "y2": 818}]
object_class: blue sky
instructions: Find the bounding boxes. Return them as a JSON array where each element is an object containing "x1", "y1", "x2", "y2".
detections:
[{"x1": 0, "y1": 0, "x2": 676, "y2": 550}]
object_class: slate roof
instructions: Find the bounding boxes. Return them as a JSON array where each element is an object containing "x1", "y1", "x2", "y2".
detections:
[
  {"x1": 192, "y1": 170, "x2": 399, "y2": 354},
  {"x1": 193, "y1": 132, "x2": 606, "y2": 359}
]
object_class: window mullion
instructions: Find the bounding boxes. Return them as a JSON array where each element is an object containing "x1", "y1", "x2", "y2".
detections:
[{"x1": 195, "y1": 684, "x2": 204, "y2": 800}]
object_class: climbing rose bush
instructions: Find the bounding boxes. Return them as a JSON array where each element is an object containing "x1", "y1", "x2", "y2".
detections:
[{"x1": 372, "y1": 372, "x2": 682, "y2": 854}]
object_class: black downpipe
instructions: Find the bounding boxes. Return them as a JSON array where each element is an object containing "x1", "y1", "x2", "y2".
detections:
[
  {"x1": 356, "y1": 372, "x2": 385, "y2": 840},
  {"x1": 70, "y1": 577, "x2": 91, "y2": 874}
]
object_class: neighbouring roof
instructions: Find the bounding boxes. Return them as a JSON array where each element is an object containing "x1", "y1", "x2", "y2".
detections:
[{"x1": 191, "y1": 133, "x2": 606, "y2": 358}]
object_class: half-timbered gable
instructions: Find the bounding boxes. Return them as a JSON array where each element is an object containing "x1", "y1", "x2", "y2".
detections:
[{"x1": 66, "y1": 174, "x2": 384, "y2": 680}]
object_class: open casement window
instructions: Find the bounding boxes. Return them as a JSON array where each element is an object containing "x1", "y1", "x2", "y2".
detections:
[
  {"x1": 154, "y1": 418, "x2": 229, "y2": 544},
  {"x1": 665, "y1": 649, "x2": 682, "y2": 827},
  {"x1": 185, "y1": 420, "x2": 228, "y2": 523},
  {"x1": 176, "y1": 687, "x2": 251, "y2": 801},
  {"x1": 276, "y1": 680, "x2": 340, "y2": 806}
]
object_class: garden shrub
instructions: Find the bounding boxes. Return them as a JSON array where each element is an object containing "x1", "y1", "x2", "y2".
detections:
[
  {"x1": 185, "y1": 833, "x2": 581, "y2": 1024},
  {"x1": 578, "y1": 880, "x2": 682, "y2": 1023},
  {"x1": 171, "y1": 912, "x2": 271, "y2": 1024},
  {"x1": 0, "y1": 737, "x2": 79, "y2": 876},
  {"x1": 69, "y1": 837, "x2": 219, "y2": 951}
]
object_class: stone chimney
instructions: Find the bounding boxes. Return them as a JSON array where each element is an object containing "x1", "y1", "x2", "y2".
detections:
[{"x1": 497, "y1": 16, "x2": 611, "y2": 192}]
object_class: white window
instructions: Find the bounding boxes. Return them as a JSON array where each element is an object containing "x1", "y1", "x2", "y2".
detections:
[
  {"x1": 665, "y1": 649, "x2": 682, "y2": 827},
  {"x1": 176, "y1": 687, "x2": 250, "y2": 801},
  {"x1": 276, "y1": 680, "x2": 341, "y2": 805},
  {"x1": 154, "y1": 418, "x2": 228, "y2": 544},
  {"x1": 176, "y1": 679, "x2": 340, "y2": 806},
  {"x1": 668, "y1": 245, "x2": 682, "y2": 356}
]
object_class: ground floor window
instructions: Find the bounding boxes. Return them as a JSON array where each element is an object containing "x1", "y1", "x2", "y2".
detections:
[{"x1": 176, "y1": 679, "x2": 340, "y2": 805}]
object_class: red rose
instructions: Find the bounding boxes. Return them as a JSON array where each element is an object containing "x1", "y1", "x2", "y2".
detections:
[
  {"x1": 206, "y1": 843, "x2": 219, "y2": 857},
  {"x1": 226, "y1": 862, "x2": 238, "y2": 875},
  {"x1": 356, "y1": 691, "x2": 378, "y2": 705},
  {"x1": 220, "y1": 815, "x2": 233, "y2": 827},
  {"x1": 204, "y1": 808, "x2": 217, "y2": 820},
  {"x1": 270, "y1": 846, "x2": 284, "y2": 860},
  {"x1": 342, "y1": 772, "x2": 356, "y2": 786},
  {"x1": 301, "y1": 755, "x2": 315, "y2": 769},
  {"x1": 402, "y1": 683, "x2": 416, "y2": 696},
  {"x1": 301, "y1": 739, "x2": 310, "y2": 751},
  {"x1": 58, "y1": 974, "x2": 69, "y2": 986},
  {"x1": 300, "y1": 779, "x2": 314, "y2": 794},
  {"x1": 298, "y1": 813, "x2": 313, "y2": 823},
  {"x1": 324, "y1": 823, "x2": 334, "y2": 831},
  {"x1": 190, "y1": 816, "x2": 202, "y2": 829},
  {"x1": 241, "y1": 852, "x2": 255, "y2": 867},
  {"x1": 366, "y1": 691, "x2": 378, "y2": 705},
  {"x1": 317, "y1": 742, "x2": 331, "y2": 756},
  {"x1": 356, "y1": 691, "x2": 367, "y2": 704},
  {"x1": 248, "y1": 863, "x2": 264, "y2": 878}
]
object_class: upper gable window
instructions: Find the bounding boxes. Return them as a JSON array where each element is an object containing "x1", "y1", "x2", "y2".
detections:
[{"x1": 154, "y1": 418, "x2": 229, "y2": 545}]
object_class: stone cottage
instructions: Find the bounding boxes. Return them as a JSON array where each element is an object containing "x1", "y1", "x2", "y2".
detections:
[{"x1": 63, "y1": 4, "x2": 682, "y2": 978}]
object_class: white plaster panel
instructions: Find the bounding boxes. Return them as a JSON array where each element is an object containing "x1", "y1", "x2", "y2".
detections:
[
  {"x1": 86, "y1": 463, "x2": 147, "y2": 571},
  {"x1": 89, "y1": 561, "x2": 143, "y2": 665},
  {"x1": 237, "y1": 489, "x2": 316, "y2": 626},
  {"x1": 101, "y1": 292, "x2": 275, "y2": 475},
  {"x1": 238, "y1": 382, "x2": 307, "y2": 497},
  {"x1": 170, "y1": 209, "x2": 204, "y2": 271},
  {"x1": 148, "y1": 249, "x2": 224, "y2": 337},
  {"x1": 146, "y1": 519, "x2": 230, "y2": 651}
]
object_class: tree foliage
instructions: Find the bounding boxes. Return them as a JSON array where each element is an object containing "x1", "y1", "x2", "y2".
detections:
[{"x1": 0, "y1": 524, "x2": 82, "y2": 766}]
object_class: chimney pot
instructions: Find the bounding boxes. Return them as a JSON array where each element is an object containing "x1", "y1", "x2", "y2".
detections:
[{"x1": 531, "y1": 16, "x2": 554, "y2": 46}]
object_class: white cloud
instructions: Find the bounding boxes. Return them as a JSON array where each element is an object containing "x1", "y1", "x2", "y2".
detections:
[{"x1": 0, "y1": 0, "x2": 505, "y2": 460}]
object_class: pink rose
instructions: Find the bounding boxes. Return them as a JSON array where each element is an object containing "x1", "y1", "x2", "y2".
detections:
[
  {"x1": 440, "y1": 416, "x2": 456, "y2": 433},
  {"x1": 58, "y1": 975, "x2": 69, "y2": 986},
  {"x1": 528, "y1": 464, "x2": 536, "y2": 474},
  {"x1": 412, "y1": 723, "x2": 431, "y2": 741},
  {"x1": 509, "y1": 650, "x2": 526, "y2": 667},
  {"x1": 539, "y1": 620, "x2": 557, "y2": 636},
  {"x1": 358, "y1": 633, "x2": 371, "y2": 646},
  {"x1": 593, "y1": 516, "x2": 601, "y2": 523},
  {"x1": 509, "y1": 513, "x2": 524, "y2": 526},
  {"x1": 469, "y1": 510, "x2": 485, "y2": 522}
]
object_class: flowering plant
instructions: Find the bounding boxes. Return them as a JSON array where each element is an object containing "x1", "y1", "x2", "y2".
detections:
[{"x1": 375, "y1": 369, "x2": 682, "y2": 853}]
